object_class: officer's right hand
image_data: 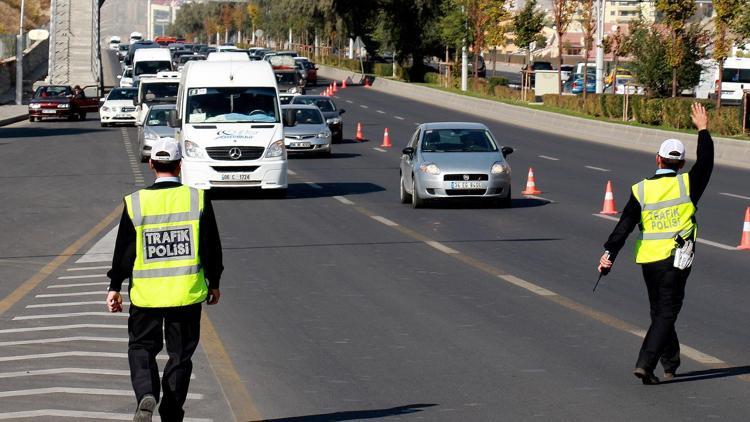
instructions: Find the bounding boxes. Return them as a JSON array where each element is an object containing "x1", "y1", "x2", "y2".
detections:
[
  {"x1": 598, "y1": 252, "x2": 613, "y2": 273},
  {"x1": 207, "y1": 288, "x2": 220, "y2": 305}
]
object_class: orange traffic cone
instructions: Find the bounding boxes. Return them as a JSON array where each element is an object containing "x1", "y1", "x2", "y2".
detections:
[
  {"x1": 341, "y1": 79, "x2": 347, "y2": 88},
  {"x1": 738, "y1": 207, "x2": 750, "y2": 250},
  {"x1": 381, "y1": 128, "x2": 392, "y2": 148},
  {"x1": 333, "y1": 81, "x2": 338, "y2": 92},
  {"x1": 356, "y1": 122, "x2": 364, "y2": 141},
  {"x1": 600, "y1": 180, "x2": 619, "y2": 215},
  {"x1": 521, "y1": 168, "x2": 542, "y2": 195},
  {"x1": 364, "y1": 77, "x2": 371, "y2": 88}
]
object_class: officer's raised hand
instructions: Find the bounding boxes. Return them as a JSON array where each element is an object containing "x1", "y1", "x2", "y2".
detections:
[{"x1": 691, "y1": 102, "x2": 708, "y2": 131}]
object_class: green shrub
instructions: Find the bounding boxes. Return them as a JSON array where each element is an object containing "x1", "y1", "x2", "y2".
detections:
[
  {"x1": 584, "y1": 94, "x2": 603, "y2": 117},
  {"x1": 424, "y1": 72, "x2": 440, "y2": 85},
  {"x1": 710, "y1": 106, "x2": 743, "y2": 136},
  {"x1": 494, "y1": 85, "x2": 521, "y2": 101},
  {"x1": 470, "y1": 78, "x2": 490, "y2": 95},
  {"x1": 373, "y1": 63, "x2": 393, "y2": 77},
  {"x1": 662, "y1": 98, "x2": 694, "y2": 129},
  {"x1": 601, "y1": 94, "x2": 625, "y2": 119},
  {"x1": 637, "y1": 98, "x2": 664, "y2": 125},
  {"x1": 488, "y1": 77, "x2": 509, "y2": 92}
]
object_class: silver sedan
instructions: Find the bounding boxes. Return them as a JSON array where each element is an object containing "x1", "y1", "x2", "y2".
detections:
[
  {"x1": 281, "y1": 104, "x2": 332, "y2": 157},
  {"x1": 399, "y1": 122, "x2": 513, "y2": 208},
  {"x1": 137, "y1": 104, "x2": 176, "y2": 162}
]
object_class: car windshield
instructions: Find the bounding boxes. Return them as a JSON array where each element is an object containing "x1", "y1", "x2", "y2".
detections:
[
  {"x1": 275, "y1": 72, "x2": 297, "y2": 85},
  {"x1": 289, "y1": 108, "x2": 323, "y2": 125},
  {"x1": 186, "y1": 87, "x2": 279, "y2": 124},
  {"x1": 35, "y1": 86, "x2": 71, "y2": 98},
  {"x1": 420, "y1": 129, "x2": 498, "y2": 153},
  {"x1": 124, "y1": 68, "x2": 132, "y2": 77},
  {"x1": 141, "y1": 83, "x2": 179, "y2": 101},
  {"x1": 120, "y1": 45, "x2": 129, "y2": 51},
  {"x1": 722, "y1": 68, "x2": 750, "y2": 83},
  {"x1": 147, "y1": 108, "x2": 172, "y2": 126},
  {"x1": 279, "y1": 95, "x2": 294, "y2": 105},
  {"x1": 293, "y1": 97, "x2": 335, "y2": 112},
  {"x1": 134, "y1": 61, "x2": 172, "y2": 76},
  {"x1": 108, "y1": 88, "x2": 137, "y2": 100}
]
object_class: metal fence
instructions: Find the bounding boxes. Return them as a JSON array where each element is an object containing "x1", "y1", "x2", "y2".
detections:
[{"x1": 0, "y1": 33, "x2": 32, "y2": 60}]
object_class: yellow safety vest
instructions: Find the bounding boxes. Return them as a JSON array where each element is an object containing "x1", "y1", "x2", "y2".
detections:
[
  {"x1": 632, "y1": 173, "x2": 696, "y2": 264},
  {"x1": 124, "y1": 185, "x2": 208, "y2": 307}
]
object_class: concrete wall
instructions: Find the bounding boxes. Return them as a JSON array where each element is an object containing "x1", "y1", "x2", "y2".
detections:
[
  {"x1": 0, "y1": 39, "x2": 50, "y2": 101},
  {"x1": 318, "y1": 65, "x2": 750, "y2": 170}
]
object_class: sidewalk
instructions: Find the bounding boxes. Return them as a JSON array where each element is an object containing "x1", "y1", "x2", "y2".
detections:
[{"x1": 0, "y1": 105, "x2": 27, "y2": 126}]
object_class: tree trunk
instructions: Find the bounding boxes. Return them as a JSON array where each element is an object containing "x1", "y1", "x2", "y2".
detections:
[
  {"x1": 557, "y1": 32, "x2": 563, "y2": 95},
  {"x1": 583, "y1": 62, "x2": 588, "y2": 100},
  {"x1": 717, "y1": 62, "x2": 723, "y2": 108},
  {"x1": 672, "y1": 67, "x2": 678, "y2": 98},
  {"x1": 612, "y1": 56, "x2": 618, "y2": 94}
]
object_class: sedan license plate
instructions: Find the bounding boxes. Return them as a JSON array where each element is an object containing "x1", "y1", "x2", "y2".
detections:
[
  {"x1": 290, "y1": 142, "x2": 311, "y2": 148},
  {"x1": 450, "y1": 181, "x2": 483, "y2": 189},
  {"x1": 114, "y1": 114, "x2": 131, "y2": 119},
  {"x1": 42, "y1": 109, "x2": 57, "y2": 114},
  {"x1": 220, "y1": 173, "x2": 255, "y2": 181}
]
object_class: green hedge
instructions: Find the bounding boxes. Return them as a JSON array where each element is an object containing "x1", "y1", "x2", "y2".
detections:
[
  {"x1": 424, "y1": 72, "x2": 440, "y2": 84},
  {"x1": 373, "y1": 63, "x2": 393, "y2": 77}
]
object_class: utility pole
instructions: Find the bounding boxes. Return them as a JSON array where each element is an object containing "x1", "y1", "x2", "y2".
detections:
[
  {"x1": 461, "y1": 5, "x2": 468, "y2": 91},
  {"x1": 595, "y1": 0, "x2": 606, "y2": 94},
  {"x1": 147, "y1": 0, "x2": 152, "y2": 40},
  {"x1": 15, "y1": 0, "x2": 25, "y2": 105}
]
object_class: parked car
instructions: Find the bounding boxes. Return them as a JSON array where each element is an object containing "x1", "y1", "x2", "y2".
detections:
[
  {"x1": 467, "y1": 54, "x2": 487, "y2": 78},
  {"x1": 100, "y1": 87, "x2": 139, "y2": 127},
  {"x1": 560, "y1": 65, "x2": 575, "y2": 82},
  {"x1": 613, "y1": 78, "x2": 644, "y2": 95},
  {"x1": 28, "y1": 85, "x2": 99, "y2": 122},
  {"x1": 570, "y1": 72, "x2": 597, "y2": 94},
  {"x1": 606, "y1": 68, "x2": 632, "y2": 85},
  {"x1": 290, "y1": 95, "x2": 345, "y2": 142},
  {"x1": 137, "y1": 104, "x2": 176, "y2": 161},
  {"x1": 281, "y1": 104, "x2": 332, "y2": 156}
]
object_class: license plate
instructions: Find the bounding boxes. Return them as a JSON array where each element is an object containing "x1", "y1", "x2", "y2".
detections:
[
  {"x1": 450, "y1": 181, "x2": 483, "y2": 189},
  {"x1": 114, "y1": 114, "x2": 131, "y2": 119},
  {"x1": 220, "y1": 173, "x2": 255, "y2": 181},
  {"x1": 42, "y1": 109, "x2": 57, "y2": 114},
  {"x1": 290, "y1": 142, "x2": 311, "y2": 148}
]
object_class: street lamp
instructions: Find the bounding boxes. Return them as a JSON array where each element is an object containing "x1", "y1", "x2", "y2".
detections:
[{"x1": 15, "y1": 0, "x2": 25, "y2": 105}]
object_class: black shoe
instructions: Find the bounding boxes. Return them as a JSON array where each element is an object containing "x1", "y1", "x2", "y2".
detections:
[
  {"x1": 633, "y1": 367, "x2": 660, "y2": 385},
  {"x1": 134, "y1": 394, "x2": 157, "y2": 422}
]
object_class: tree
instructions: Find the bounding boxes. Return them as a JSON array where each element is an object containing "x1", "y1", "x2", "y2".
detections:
[
  {"x1": 712, "y1": 0, "x2": 750, "y2": 107},
  {"x1": 655, "y1": 0, "x2": 696, "y2": 97},
  {"x1": 551, "y1": 0, "x2": 578, "y2": 93},
  {"x1": 512, "y1": 0, "x2": 546, "y2": 64},
  {"x1": 578, "y1": 0, "x2": 596, "y2": 100}
]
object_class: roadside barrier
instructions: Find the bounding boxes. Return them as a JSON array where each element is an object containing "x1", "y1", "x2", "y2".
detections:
[
  {"x1": 738, "y1": 207, "x2": 750, "y2": 250},
  {"x1": 356, "y1": 122, "x2": 364, "y2": 141},
  {"x1": 600, "y1": 181, "x2": 619, "y2": 215},
  {"x1": 521, "y1": 168, "x2": 542, "y2": 195},
  {"x1": 381, "y1": 128, "x2": 392, "y2": 148}
]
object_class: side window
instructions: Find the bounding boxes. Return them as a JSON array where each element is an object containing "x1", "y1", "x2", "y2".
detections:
[{"x1": 408, "y1": 129, "x2": 421, "y2": 148}]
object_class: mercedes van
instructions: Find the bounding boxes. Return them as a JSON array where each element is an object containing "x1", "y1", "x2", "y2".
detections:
[
  {"x1": 170, "y1": 60, "x2": 288, "y2": 193},
  {"x1": 132, "y1": 48, "x2": 173, "y2": 86}
]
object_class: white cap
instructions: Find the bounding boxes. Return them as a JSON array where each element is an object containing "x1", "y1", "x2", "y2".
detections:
[
  {"x1": 150, "y1": 138, "x2": 181, "y2": 161},
  {"x1": 658, "y1": 138, "x2": 685, "y2": 161}
]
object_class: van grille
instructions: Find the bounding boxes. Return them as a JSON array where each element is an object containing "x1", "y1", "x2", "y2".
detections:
[{"x1": 206, "y1": 146, "x2": 264, "y2": 161}]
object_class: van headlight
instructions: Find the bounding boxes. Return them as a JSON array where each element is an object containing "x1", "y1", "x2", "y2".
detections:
[
  {"x1": 419, "y1": 163, "x2": 441, "y2": 175},
  {"x1": 491, "y1": 161, "x2": 509, "y2": 174},
  {"x1": 326, "y1": 117, "x2": 341, "y2": 125},
  {"x1": 184, "y1": 140, "x2": 204, "y2": 158},
  {"x1": 265, "y1": 139, "x2": 286, "y2": 159}
]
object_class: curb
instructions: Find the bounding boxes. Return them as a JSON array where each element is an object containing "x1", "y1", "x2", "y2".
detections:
[
  {"x1": 0, "y1": 113, "x2": 27, "y2": 127},
  {"x1": 318, "y1": 65, "x2": 750, "y2": 170}
]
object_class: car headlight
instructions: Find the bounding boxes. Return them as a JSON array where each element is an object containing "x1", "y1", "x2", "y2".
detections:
[
  {"x1": 144, "y1": 132, "x2": 159, "y2": 140},
  {"x1": 101, "y1": 106, "x2": 110, "y2": 112},
  {"x1": 326, "y1": 117, "x2": 341, "y2": 125},
  {"x1": 491, "y1": 161, "x2": 510, "y2": 174},
  {"x1": 317, "y1": 130, "x2": 331, "y2": 139},
  {"x1": 57, "y1": 103, "x2": 70, "y2": 109},
  {"x1": 265, "y1": 139, "x2": 286, "y2": 159},
  {"x1": 29, "y1": 103, "x2": 41, "y2": 109},
  {"x1": 288, "y1": 87, "x2": 301, "y2": 94},
  {"x1": 419, "y1": 163, "x2": 441, "y2": 175},
  {"x1": 184, "y1": 140, "x2": 204, "y2": 158}
]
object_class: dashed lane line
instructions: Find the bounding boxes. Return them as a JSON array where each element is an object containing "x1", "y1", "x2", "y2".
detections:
[
  {"x1": 371, "y1": 216, "x2": 399, "y2": 226},
  {"x1": 0, "y1": 324, "x2": 126, "y2": 334},
  {"x1": 0, "y1": 387, "x2": 202, "y2": 399},
  {"x1": 585, "y1": 165, "x2": 611, "y2": 172},
  {"x1": 66, "y1": 266, "x2": 110, "y2": 271},
  {"x1": 373, "y1": 148, "x2": 387, "y2": 153},
  {"x1": 376, "y1": 110, "x2": 385, "y2": 114},
  {"x1": 394, "y1": 116, "x2": 405, "y2": 120},
  {"x1": 0, "y1": 351, "x2": 166, "y2": 362},
  {"x1": 425, "y1": 241, "x2": 460, "y2": 254},
  {"x1": 360, "y1": 105, "x2": 369, "y2": 109},
  {"x1": 333, "y1": 196, "x2": 354, "y2": 205},
  {"x1": 498, "y1": 274, "x2": 557, "y2": 296},
  {"x1": 0, "y1": 368, "x2": 196, "y2": 380},
  {"x1": 0, "y1": 336, "x2": 127, "y2": 346},
  {"x1": 538, "y1": 155, "x2": 560, "y2": 161},
  {"x1": 0, "y1": 410, "x2": 211, "y2": 421},
  {"x1": 27, "y1": 301, "x2": 130, "y2": 308},
  {"x1": 345, "y1": 99, "x2": 353, "y2": 103},
  {"x1": 57, "y1": 274, "x2": 106, "y2": 280},
  {"x1": 13, "y1": 312, "x2": 128, "y2": 321},
  {"x1": 720, "y1": 192, "x2": 750, "y2": 201},
  {"x1": 37, "y1": 291, "x2": 128, "y2": 298}
]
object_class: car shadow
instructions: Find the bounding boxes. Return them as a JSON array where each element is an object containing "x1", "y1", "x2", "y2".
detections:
[
  {"x1": 660, "y1": 366, "x2": 750, "y2": 384},
  {"x1": 208, "y1": 182, "x2": 386, "y2": 201},
  {"x1": 247, "y1": 403, "x2": 437, "y2": 422},
  {"x1": 0, "y1": 127, "x2": 108, "y2": 138}
]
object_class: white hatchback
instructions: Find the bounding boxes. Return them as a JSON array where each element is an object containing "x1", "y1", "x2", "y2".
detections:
[{"x1": 100, "y1": 87, "x2": 139, "y2": 127}]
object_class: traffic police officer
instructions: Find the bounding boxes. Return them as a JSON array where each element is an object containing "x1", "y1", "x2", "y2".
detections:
[
  {"x1": 598, "y1": 103, "x2": 712, "y2": 385},
  {"x1": 106, "y1": 139, "x2": 223, "y2": 421}
]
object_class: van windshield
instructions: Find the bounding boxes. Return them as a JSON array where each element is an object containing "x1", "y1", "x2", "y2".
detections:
[
  {"x1": 186, "y1": 87, "x2": 279, "y2": 124},
  {"x1": 722, "y1": 68, "x2": 750, "y2": 84},
  {"x1": 140, "y1": 83, "x2": 179, "y2": 102},
  {"x1": 134, "y1": 61, "x2": 172, "y2": 76}
]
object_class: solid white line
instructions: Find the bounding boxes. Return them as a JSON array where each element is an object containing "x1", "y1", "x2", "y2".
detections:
[
  {"x1": 538, "y1": 155, "x2": 559, "y2": 161},
  {"x1": 360, "y1": 104, "x2": 369, "y2": 109},
  {"x1": 287, "y1": 169, "x2": 297, "y2": 176},
  {"x1": 36, "y1": 291, "x2": 127, "y2": 298},
  {"x1": 0, "y1": 410, "x2": 211, "y2": 421},
  {"x1": 0, "y1": 368, "x2": 196, "y2": 380},
  {"x1": 27, "y1": 301, "x2": 130, "y2": 308},
  {"x1": 592, "y1": 213, "x2": 620, "y2": 222},
  {"x1": 13, "y1": 312, "x2": 127, "y2": 321},
  {"x1": 425, "y1": 241, "x2": 459, "y2": 254},
  {"x1": 720, "y1": 192, "x2": 750, "y2": 201},
  {"x1": 57, "y1": 274, "x2": 106, "y2": 280},
  {"x1": 394, "y1": 115, "x2": 405, "y2": 120},
  {"x1": 333, "y1": 196, "x2": 354, "y2": 205},
  {"x1": 66, "y1": 266, "x2": 110, "y2": 271},
  {"x1": 0, "y1": 351, "x2": 165, "y2": 362},
  {"x1": 585, "y1": 165, "x2": 610, "y2": 172},
  {"x1": 305, "y1": 182, "x2": 323, "y2": 189},
  {"x1": 345, "y1": 99, "x2": 353, "y2": 103},
  {"x1": 376, "y1": 110, "x2": 386, "y2": 114},
  {"x1": 0, "y1": 336, "x2": 127, "y2": 347},
  {"x1": 0, "y1": 387, "x2": 202, "y2": 400},
  {"x1": 48, "y1": 281, "x2": 111, "y2": 289},
  {"x1": 371, "y1": 216, "x2": 399, "y2": 227},
  {"x1": 0, "y1": 324, "x2": 127, "y2": 334},
  {"x1": 373, "y1": 147, "x2": 387, "y2": 152},
  {"x1": 497, "y1": 274, "x2": 558, "y2": 297}
]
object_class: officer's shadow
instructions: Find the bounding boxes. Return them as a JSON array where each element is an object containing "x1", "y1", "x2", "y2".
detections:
[{"x1": 661, "y1": 366, "x2": 750, "y2": 384}]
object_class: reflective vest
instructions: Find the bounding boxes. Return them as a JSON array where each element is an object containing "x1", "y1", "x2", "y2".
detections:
[
  {"x1": 632, "y1": 173, "x2": 696, "y2": 264},
  {"x1": 124, "y1": 185, "x2": 208, "y2": 307}
]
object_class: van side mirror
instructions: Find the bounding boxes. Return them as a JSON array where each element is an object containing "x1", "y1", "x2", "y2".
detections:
[
  {"x1": 402, "y1": 147, "x2": 415, "y2": 156},
  {"x1": 282, "y1": 109, "x2": 297, "y2": 127},
  {"x1": 167, "y1": 109, "x2": 181, "y2": 128},
  {"x1": 501, "y1": 146, "x2": 514, "y2": 156}
]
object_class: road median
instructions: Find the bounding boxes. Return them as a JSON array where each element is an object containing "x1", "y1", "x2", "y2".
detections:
[{"x1": 318, "y1": 65, "x2": 750, "y2": 169}]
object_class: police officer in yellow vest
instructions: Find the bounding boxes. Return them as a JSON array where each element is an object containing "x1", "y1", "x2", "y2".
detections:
[
  {"x1": 599, "y1": 103, "x2": 712, "y2": 385},
  {"x1": 106, "y1": 139, "x2": 223, "y2": 421}
]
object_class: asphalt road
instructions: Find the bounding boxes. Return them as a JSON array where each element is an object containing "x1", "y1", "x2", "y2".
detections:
[{"x1": 0, "y1": 74, "x2": 749, "y2": 420}]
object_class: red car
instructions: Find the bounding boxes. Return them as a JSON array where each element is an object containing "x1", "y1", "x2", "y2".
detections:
[{"x1": 28, "y1": 85, "x2": 100, "y2": 122}]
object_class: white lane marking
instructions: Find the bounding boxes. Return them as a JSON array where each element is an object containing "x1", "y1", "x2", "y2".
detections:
[
  {"x1": 414, "y1": 122, "x2": 421, "y2": 126},
  {"x1": 360, "y1": 105, "x2": 369, "y2": 109},
  {"x1": 13, "y1": 312, "x2": 128, "y2": 321},
  {"x1": 720, "y1": 192, "x2": 750, "y2": 201},
  {"x1": 76, "y1": 225, "x2": 118, "y2": 263},
  {"x1": 497, "y1": 274, "x2": 557, "y2": 297},
  {"x1": 66, "y1": 266, "x2": 110, "y2": 271},
  {"x1": 538, "y1": 155, "x2": 559, "y2": 161},
  {"x1": 373, "y1": 148, "x2": 387, "y2": 152},
  {"x1": 371, "y1": 216, "x2": 399, "y2": 227},
  {"x1": 394, "y1": 115, "x2": 405, "y2": 120},
  {"x1": 27, "y1": 301, "x2": 130, "y2": 308},
  {"x1": 0, "y1": 410, "x2": 211, "y2": 421},
  {"x1": 376, "y1": 110, "x2": 385, "y2": 114},
  {"x1": 0, "y1": 367, "x2": 195, "y2": 380},
  {"x1": 287, "y1": 169, "x2": 297, "y2": 176},
  {"x1": 305, "y1": 182, "x2": 323, "y2": 189},
  {"x1": 0, "y1": 324, "x2": 126, "y2": 334},
  {"x1": 333, "y1": 196, "x2": 354, "y2": 205},
  {"x1": 57, "y1": 274, "x2": 107, "y2": 280},
  {"x1": 425, "y1": 241, "x2": 459, "y2": 254},
  {"x1": 585, "y1": 165, "x2": 611, "y2": 172},
  {"x1": 678, "y1": 344, "x2": 726, "y2": 365},
  {"x1": 345, "y1": 99, "x2": 353, "y2": 103},
  {"x1": 0, "y1": 387, "x2": 202, "y2": 400},
  {"x1": 592, "y1": 214, "x2": 737, "y2": 250},
  {"x1": 0, "y1": 351, "x2": 166, "y2": 362},
  {"x1": 0, "y1": 336, "x2": 127, "y2": 346},
  {"x1": 48, "y1": 281, "x2": 113, "y2": 288},
  {"x1": 37, "y1": 291, "x2": 128, "y2": 298},
  {"x1": 523, "y1": 194, "x2": 556, "y2": 203}
]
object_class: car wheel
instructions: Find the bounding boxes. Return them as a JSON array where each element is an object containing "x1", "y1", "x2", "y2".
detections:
[
  {"x1": 334, "y1": 132, "x2": 343, "y2": 143},
  {"x1": 400, "y1": 174, "x2": 412, "y2": 204},
  {"x1": 411, "y1": 177, "x2": 424, "y2": 209},
  {"x1": 79, "y1": 112, "x2": 86, "y2": 121}
]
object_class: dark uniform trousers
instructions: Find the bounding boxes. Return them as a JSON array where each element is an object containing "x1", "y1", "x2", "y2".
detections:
[
  {"x1": 636, "y1": 258, "x2": 691, "y2": 373},
  {"x1": 128, "y1": 303, "x2": 202, "y2": 422}
]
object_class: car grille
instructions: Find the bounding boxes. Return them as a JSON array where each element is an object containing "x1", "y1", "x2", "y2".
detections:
[
  {"x1": 211, "y1": 166, "x2": 259, "y2": 173},
  {"x1": 446, "y1": 189, "x2": 487, "y2": 196},
  {"x1": 285, "y1": 134, "x2": 316, "y2": 140},
  {"x1": 443, "y1": 174, "x2": 489, "y2": 181},
  {"x1": 206, "y1": 146, "x2": 265, "y2": 161}
]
